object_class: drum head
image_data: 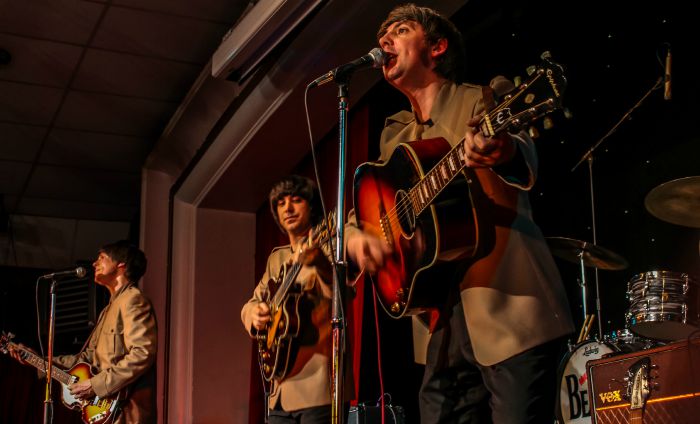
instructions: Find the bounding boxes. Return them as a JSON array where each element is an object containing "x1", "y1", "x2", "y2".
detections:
[{"x1": 556, "y1": 340, "x2": 615, "y2": 423}]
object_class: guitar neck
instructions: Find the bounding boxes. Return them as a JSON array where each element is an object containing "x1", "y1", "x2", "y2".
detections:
[
  {"x1": 409, "y1": 142, "x2": 467, "y2": 215},
  {"x1": 408, "y1": 65, "x2": 565, "y2": 216},
  {"x1": 271, "y1": 262, "x2": 303, "y2": 308},
  {"x1": 11, "y1": 343, "x2": 73, "y2": 385},
  {"x1": 630, "y1": 409, "x2": 643, "y2": 423}
]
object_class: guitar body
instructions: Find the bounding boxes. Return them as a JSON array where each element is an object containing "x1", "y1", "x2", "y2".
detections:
[
  {"x1": 258, "y1": 270, "x2": 303, "y2": 382},
  {"x1": 354, "y1": 137, "x2": 478, "y2": 318},
  {"x1": 62, "y1": 362, "x2": 121, "y2": 424},
  {"x1": 0, "y1": 333, "x2": 121, "y2": 424}
]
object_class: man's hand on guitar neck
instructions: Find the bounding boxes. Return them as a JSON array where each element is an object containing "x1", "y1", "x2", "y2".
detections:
[
  {"x1": 463, "y1": 114, "x2": 517, "y2": 168},
  {"x1": 7, "y1": 342, "x2": 31, "y2": 365},
  {"x1": 346, "y1": 232, "x2": 392, "y2": 274}
]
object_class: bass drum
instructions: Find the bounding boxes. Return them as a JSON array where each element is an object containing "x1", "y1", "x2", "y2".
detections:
[{"x1": 555, "y1": 340, "x2": 615, "y2": 423}]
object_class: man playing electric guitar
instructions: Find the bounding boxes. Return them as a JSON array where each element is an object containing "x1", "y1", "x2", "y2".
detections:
[
  {"x1": 241, "y1": 175, "x2": 334, "y2": 423},
  {"x1": 8, "y1": 241, "x2": 157, "y2": 423},
  {"x1": 346, "y1": 4, "x2": 574, "y2": 423}
]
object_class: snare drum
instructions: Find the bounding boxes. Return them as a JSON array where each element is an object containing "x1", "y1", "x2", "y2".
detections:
[
  {"x1": 626, "y1": 270, "x2": 700, "y2": 341},
  {"x1": 555, "y1": 340, "x2": 615, "y2": 423}
]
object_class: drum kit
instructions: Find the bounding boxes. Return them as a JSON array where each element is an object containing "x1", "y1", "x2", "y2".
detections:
[{"x1": 551, "y1": 176, "x2": 700, "y2": 424}]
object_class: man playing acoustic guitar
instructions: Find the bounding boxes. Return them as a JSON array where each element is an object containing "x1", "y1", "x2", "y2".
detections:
[
  {"x1": 241, "y1": 175, "x2": 334, "y2": 423},
  {"x1": 346, "y1": 4, "x2": 574, "y2": 423},
  {"x1": 8, "y1": 240, "x2": 157, "y2": 423}
]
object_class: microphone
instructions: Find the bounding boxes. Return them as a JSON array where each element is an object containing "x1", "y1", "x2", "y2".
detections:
[
  {"x1": 308, "y1": 47, "x2": 387, "y2": 88},
  {"x1": 40, "y1": 267, "x2": 87, "y2": 280},
  {"x1": 664, "y1": 46, "x2": 671, "y2": 100}
]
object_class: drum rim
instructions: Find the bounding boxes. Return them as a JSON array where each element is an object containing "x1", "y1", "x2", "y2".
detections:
[{"x1": 630, "y1": 270, "x2": 695, "y2": 283}]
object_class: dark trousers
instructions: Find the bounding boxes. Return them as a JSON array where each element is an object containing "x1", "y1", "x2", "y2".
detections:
[{"x1": 419, "y1": 289, "x2": 566, "y2": 424}]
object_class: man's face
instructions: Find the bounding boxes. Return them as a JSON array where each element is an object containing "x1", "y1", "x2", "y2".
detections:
[
  {"x1": 92, "y1": 252, "x2": 122, "y2": 286},
  {"x1": 378, "y1": 20, "x2": 434, "y2": 87},
  {"x1": 276, "y1": 195, "x2": 312, "y2": 239}
]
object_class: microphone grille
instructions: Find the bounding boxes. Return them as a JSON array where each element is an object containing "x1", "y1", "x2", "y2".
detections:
[
  {"x1": 76, "y1": 267, "x2": 87, "y2": 278},
  {"x1": 368, "y1": 47, "x2": 387, "y2": 68}
]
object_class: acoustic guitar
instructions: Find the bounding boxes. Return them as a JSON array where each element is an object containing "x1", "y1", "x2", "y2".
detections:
[{"x1": 353, "y1": 54, "x2": 567, "y2": 318}]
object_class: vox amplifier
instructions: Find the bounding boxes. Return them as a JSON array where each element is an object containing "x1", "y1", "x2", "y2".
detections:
[{"x1": 587, "y1": 337, "x2": 700, "y2": 423}]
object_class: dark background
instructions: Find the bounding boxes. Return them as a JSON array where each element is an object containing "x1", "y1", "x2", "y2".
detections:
[{"x1": 1, "y1": 0, "x2": 695, "y2": 423}]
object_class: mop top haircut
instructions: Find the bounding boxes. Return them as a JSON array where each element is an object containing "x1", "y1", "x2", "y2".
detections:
[
  {"x1": 99, "y1": 240, "x2": 148, "y2": 283},
  {"x1": 377, "y1": 3, "x2": 466, "y2": 83},
  {"x1": 268, "y1": 175, "x2": 323, "y2": 234}
]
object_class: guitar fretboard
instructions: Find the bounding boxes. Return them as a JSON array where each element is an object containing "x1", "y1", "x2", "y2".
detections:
[
  {"x1": 409, "y1": 143, "x2": 467, "y2": 215},
  {"x1": 13, "y1": 343, "x2": 73, "y2": 385}
]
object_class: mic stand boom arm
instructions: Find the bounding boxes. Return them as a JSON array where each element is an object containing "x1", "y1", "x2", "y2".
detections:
[{"x1": 571, "y1": 76, "x2": 663, "y2": 340}]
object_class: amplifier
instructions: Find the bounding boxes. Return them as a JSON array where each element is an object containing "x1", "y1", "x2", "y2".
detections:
[
  {"x1": 348, "y1": 403, "x2": 405, "y2": 424},
  {"x1": 587, "y1": 337, "x2": 700, "y2": 423}
]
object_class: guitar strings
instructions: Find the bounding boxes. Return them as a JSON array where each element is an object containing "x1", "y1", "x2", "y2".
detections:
[{"x1": 377, "y1": 93, "x2": 550, "y2": 235}]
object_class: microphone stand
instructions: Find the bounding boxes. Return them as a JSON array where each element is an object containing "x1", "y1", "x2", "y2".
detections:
[
  {"x1": 43, "y1": 278, "x2": 59, "y2": 424},
  {"x1": 330, "y1": 78, "x2": 350, "y2": 424},
  {"x1": 572, "y1": 76, "x2": 663, "y2": 339}
]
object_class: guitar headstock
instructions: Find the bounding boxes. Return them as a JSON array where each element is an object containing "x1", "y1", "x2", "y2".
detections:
[
  {"x1": 627, "y1": 357, "x2": 652, "y2": 410},
  {"x1": 481, "y1": 52, "x2": 567, "y2": 137},
  {"x1": 0, "y1": 331, "x2": 15, "y2": 354},
  {"x1": 313, "y1": 208, "x2": 337, "y2": 245}
]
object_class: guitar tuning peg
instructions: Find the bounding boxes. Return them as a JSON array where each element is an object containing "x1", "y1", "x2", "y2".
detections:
[
  {"x1": 563, "y1": 107, "x2": 573, "y2": 119},
  {"x1": 526, "y1": 65, "x2": 537, "y2": 76},
  {"x1": 528, "y1": 126, "x2": 540, "y2": 139},
  {"x1": 542, "y1": 116, "x2": 554, "y2": 130},
  {"x1": 513, "y1": 75, "x2": 522, "y2": 87},
  {"x1": 541, "y1": 51, "x2": 553, "y2": 60}
]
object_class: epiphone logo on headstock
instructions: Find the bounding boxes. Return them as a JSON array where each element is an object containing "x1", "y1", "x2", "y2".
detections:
[
  {"x1": 599, "y1": 390, "x2": 622, "y2": 404},
  {"x1": 495, "y1": 109, "x2": 512, "y2": 125},
  {"x1": 546, "y1": 69, "x2": 561, "y2": 98}
]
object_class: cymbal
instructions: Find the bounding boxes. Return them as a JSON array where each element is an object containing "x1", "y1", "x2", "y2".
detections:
[
  {"x1": 645, "y1": 176, "x2": 700, "y2": 228},
  {"x1": 546, "y1": 237, "x2": 629, "y2": 270}
]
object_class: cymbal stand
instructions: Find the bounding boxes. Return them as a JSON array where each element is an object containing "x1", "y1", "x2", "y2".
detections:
[
  {"x1": 577, "y1": 248, "x2": 589, "y2": 323},
  {"x1": 572, "y1": 77, "x2": 663, "y2": 340}
]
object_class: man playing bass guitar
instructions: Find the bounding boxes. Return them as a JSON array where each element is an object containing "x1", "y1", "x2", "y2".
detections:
[
  {"x1": 241, "y1": 175, "x2": 334, "y2": 423},
  {"x1": 346, "y1": 4, "x2": 574, "y2": 423},
  {"x1": 7, "y1": 240, "x2": 157, "y2": 423}
]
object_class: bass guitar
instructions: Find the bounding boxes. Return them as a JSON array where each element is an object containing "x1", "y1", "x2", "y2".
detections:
[
  {"x1": 0, "y1": 332, "x2": 122, "y2": 424},
  {"x1": 257, "y1": 212, "x2": 334, "y2": 382},
  {"x1": 353, "y1": 53, "x2": 567, "y2": 318}
]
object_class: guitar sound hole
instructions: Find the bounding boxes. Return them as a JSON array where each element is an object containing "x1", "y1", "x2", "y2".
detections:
[{"x1": 395, "y1": 189, "x2": 416, "y2": 237}]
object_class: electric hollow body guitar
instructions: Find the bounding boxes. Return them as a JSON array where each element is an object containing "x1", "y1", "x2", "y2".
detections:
[
  {"x1": 353, "y1": 53, "x2": 567, "y2": 318},
  {"x1": 257, "y1": 212, "x2": 334, "y2": 382},
  {"x1": 0, "y1": 332, "x2": 122, "y2": 424}
]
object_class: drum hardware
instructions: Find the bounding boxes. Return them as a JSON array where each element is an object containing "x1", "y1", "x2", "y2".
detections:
[
  {"x1": 644, "y1": 176, "x2": 700, "y2": 228},
  {"x1": 547, "y1": 237, "x2": 628, "y2": 340},
  {"x1": 569, "y1": 77, "x2": 664, "y2": 345}
]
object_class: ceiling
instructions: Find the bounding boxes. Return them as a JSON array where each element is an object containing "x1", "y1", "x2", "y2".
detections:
[{"x1": 0, "y1": 0, "x2": 250, "y2": 223}]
